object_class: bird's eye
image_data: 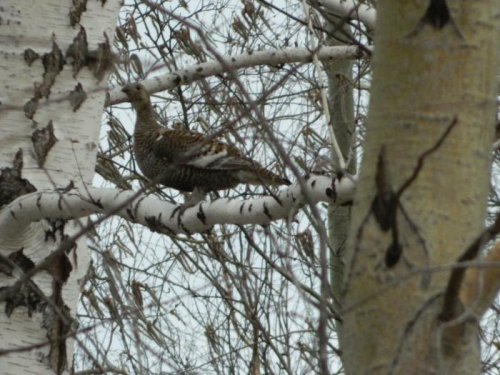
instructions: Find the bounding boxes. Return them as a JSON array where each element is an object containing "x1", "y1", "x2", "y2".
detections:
[{"x1": 135, "y1": 86, "x2": 140, "y2": 90}]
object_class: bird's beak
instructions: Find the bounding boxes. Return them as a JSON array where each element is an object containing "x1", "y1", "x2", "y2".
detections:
[{"x1": 122, "y1": 85, "x2": 131, "y2": 94}]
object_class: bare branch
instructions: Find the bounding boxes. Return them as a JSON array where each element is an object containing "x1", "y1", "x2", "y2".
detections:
[
  {"x1": 459, "y1": 242, "x2": 500, "y2": 319},
  {"x1": 441, "y1": 213, "x2": 500, "y2": 321},
  {"x1": 314, "y1": 0, "x2": 377, "y2": 31},
  {"x1": 0, "y1": 174, "x2": 356, "y2": 238},
  {"x1": 108, "y1": 46, "x2": 368, "y2": 105}
]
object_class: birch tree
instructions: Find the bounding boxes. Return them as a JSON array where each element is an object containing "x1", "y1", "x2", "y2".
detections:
[
  {"x1": 0, "y1": 1, "x2": 356, "y2": 373},
  {"x1": 342, "y1": 1, "x2": 500, "y2": 374},
  {"x1": 0, "y1": 1, "x2": 122, "y2": 374}
]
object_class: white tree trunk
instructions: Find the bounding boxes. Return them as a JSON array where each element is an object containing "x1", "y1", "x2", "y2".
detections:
[
  {"x1": 343, "y1": 1, "x2": 500, "y2": 374},
  {"x1": 0, "y1": 1, "x2": 120, "y2": 374}
]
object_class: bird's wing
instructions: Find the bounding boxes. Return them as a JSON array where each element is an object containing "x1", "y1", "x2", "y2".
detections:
[{"x1": 150, "y1": 128, "x2": 253, "y2": 170}]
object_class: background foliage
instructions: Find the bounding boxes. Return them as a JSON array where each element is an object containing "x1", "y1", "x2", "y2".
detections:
[{"x1": 74, "y1": 1, "x2": 499, "y2": 374}]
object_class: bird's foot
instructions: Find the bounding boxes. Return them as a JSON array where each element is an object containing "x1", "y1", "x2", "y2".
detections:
[
  {"x1": 171, "y1": 188, "x2": 207, "y2": 222},
  {"x1": 184, "y1": 187, "x2": 207, "y2": 207}
]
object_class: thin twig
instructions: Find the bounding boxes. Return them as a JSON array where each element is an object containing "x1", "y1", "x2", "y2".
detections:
[{"x1": 440, "y1": 212, "x2": 500, "y2": 321}]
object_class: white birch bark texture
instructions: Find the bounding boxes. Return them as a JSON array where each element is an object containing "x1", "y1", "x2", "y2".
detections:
[
  {"x1": 343, "y1": 1, "x2": 500, "y2": 375},
  {"x1": 323, "y1": 15, "x2": 356, "y2": 349},
  {"x1": 0, "y1": 175, "x2": 356, "y2": 238},
  {"x1": 107, "y1": 45, "x2": 367, "y2": 106},
  {"x1": 0, "y1": 1, "x2": 120, "y2": 374},
  {"x1": 316, "y1": 0, "x2": 377, "y2": 31}
]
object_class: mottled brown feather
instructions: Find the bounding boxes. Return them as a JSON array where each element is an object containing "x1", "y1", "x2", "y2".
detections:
[{"x1": 122, "y1": 83, "x2": 290, "y2": 193}]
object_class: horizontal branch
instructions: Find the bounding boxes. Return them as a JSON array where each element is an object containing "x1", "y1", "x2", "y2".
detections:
[
  {"x1": 0, "y1": 174, "x2": 356, "y2": 241},
  {"x1": 107, "y1": 46, "x2": 368, "y2": 105},
  {"x1": 317, "y1": 0, "x2": 377, "y2": 31}
]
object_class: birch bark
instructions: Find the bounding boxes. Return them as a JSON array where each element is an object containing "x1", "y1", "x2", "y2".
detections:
[
  {"x1": 343, "y1": 1, "x2": 500, "y2": 374},
  {"x1": 0, "y1": 1, "x2": 120, "y2": 373}
]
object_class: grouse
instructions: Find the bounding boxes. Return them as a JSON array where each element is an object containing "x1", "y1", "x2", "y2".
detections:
[{"x1": 122, "y1": 83, "x2": 291, "y2": 203}]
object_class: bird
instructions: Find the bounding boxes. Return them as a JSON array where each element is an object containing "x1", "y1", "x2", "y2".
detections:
[{"x1": 121, "y1": 83, "x2": 291, "y2": 205}]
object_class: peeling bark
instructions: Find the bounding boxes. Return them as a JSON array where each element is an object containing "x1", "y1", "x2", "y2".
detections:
[
  {"x1": 32, "y1": 121, "x2": 58, "y2": 167},
  {"x1": 0, "y1": 1, "x2": 121, "y2": 374},
  {"x1": 0, "y1": 150, "x2": 36, "y2": 207}
]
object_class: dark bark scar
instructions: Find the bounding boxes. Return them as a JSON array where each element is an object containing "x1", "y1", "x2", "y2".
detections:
[
  {"x1": 407, "y1": 0, "x2": 464, "y2": 39},
  {"x1": 351, "y1": 118, "x2": 458, "y2": 286}
]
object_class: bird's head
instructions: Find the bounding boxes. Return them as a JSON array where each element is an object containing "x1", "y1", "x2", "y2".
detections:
[{"x1": 122, "y1": 83, "x2": 151, "y2": 112}]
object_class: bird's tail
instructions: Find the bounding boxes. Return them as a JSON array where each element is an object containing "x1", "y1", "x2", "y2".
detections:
[{"x1": 237, "y1": 166, "x2": 291, "y2": 186}]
